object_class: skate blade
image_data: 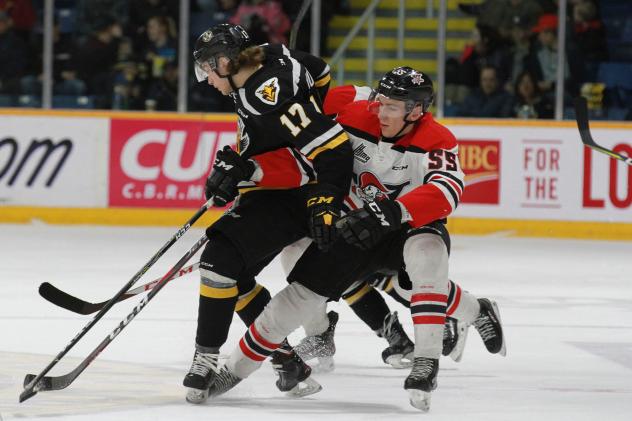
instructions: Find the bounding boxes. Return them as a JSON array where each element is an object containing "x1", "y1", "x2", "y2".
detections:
[
  {"x1": 286, "y1": 377, "x2": 323, "y2": 397},
  {"x1": 310, "y1": 356, "x2": 335, "y2": 374},
  {"x1": 385, "y1": 353, "x2": 413, "y2": 369},
  {"x1": 490, "y1": 300, "x2": 507, "y2": 357},
  {"x1": 449, "y1": 321, "x2": 469, "y2": 363},
  {"x1": 408, "y1": 389, "x2": 431, "y2": 412},
  {"x1": 185, "y1": 388, "x2": 209, "y2": 404}
]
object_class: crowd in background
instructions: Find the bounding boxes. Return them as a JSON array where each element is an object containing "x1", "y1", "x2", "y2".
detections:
[
  {"x1": 448, "y1": 0, "x2": 612, "y2": 119},
  {"x1": 0, "y1": 0, "x2": 346, "y2": 111},
  {"x1": 0, "y1": 0, "x2": 629, "y2": 120}
]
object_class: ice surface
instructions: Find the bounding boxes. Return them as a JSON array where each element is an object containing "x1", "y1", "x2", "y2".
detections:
[{"x1": 1, "y1": 223, "x2": 631, "y2": 420}]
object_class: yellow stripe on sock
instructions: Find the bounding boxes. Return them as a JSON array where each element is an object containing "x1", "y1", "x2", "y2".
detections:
[
  {"x1": 384, "y1": 278, "x2": 394, "y2": 292},
  {"x1": 344, "y1": 283, "x2": 373, "y2": 305},
  {"x1": 235, "y1": 284, "x2": 264, "y2": 312},
  {"x1": 200, "y1": 284, "x2": 238, "y2": 299}
]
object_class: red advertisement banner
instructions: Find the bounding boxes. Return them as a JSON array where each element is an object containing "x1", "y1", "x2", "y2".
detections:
[
  {"x1": 109, "y1": 118, "x2": 237, "y2": 208},
  {"x1": 458, "y1": 139, "x2": 500, "y2": 204}
]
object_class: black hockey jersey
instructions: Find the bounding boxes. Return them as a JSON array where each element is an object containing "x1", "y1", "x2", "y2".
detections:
[{"x1": 232, "y1": 44, "x2": 351, "y2": 193}]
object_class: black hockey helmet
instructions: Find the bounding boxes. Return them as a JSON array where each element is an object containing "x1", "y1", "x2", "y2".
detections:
[
  {"x1": 369, "y1": 66, "x2": 435, "y2": 114},
  {"x1": 193, "y1": 23, "x2": 252, "y2": 81}
]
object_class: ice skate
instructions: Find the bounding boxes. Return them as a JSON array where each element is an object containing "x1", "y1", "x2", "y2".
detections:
[
  {"x1": 270, "y1": 350, "x2": 322, "y2": 397},
  {"x1": 442, "y1": 317, "x2": 469, "y2": 362},
  {"x1": 183, "y1": 348, "x2": 221, "y2": 404},
  {"x1": 404, "y1": 357, "x2": 439, "y2": 412},
  {"x1": 208, "y1": 366, "x2": 242, "y2": 398},
  {"x1": 473, "y1": 298, "x2": 506, "y2": 356},
  {"x1": 379, "y1": 312, "x2": 414, "y2": 368},
  {"x1": 295, "y1": 311, "x2": 338, "y2": 373}
]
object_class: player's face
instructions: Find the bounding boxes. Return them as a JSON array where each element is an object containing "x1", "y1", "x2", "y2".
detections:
[
  {"x1": 204, "y1": 58, "x2": 233, "y2": 95},
  {"x1": 373, "y1": 95, "x2": 408, "y2": 138}
]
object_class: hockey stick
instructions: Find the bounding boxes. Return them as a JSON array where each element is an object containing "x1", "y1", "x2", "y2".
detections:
[
  {"x1": 18, "y1": 199, "x2": 212, "y2": 403},
  {"x1": 574, "y1": 97, "x2": 632, "y2": 166},
  {"x1": 39, "y1": 262, "x2": 200, "y2": 315},
  {"x1": 289, "y1": 0, "x2": 313, "y2": 49},
  {"x1": 20, "y1": 234, "x2": 209, "y2": 403}
]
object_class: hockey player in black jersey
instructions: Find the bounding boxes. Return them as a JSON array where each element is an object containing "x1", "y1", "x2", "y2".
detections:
[{"x1": 183, "y1": 23, "x2": 353, "y2": 404}]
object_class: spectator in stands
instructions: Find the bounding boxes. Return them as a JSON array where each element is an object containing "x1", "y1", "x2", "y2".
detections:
[
  {"x1": 146, "y1": 60, "x2": 178, "y2": 110},
  {"x1": 526, "y1": 13, "x2": 576, "y2": 95},
  {"x1": 129, "y1": 0, "x2": 179, "y2": 51},
  {"x1": 572, "y1": 0, "x2": 607, "y2": 62},
  {"x1": 0, "y1": 0, "x2": 34, "y2": 41},
  {"x1": 112, "y1": 59, "x2": 146, "y2": 110},
  {"x1": 230, "y1": 0, "x2": 291, "y2": 45},
  {"x1": 460, "y1": 0, "x2": 542, "y2": 41},
  {"x1": 74, "y1": 16, "x2": 122, "y2": 108},
  {"x1": 458, "y1": 66, "x2": 513, "y2": 117},
  {"x1": 142, "y1": 15, "x2": 177, "y2": 78},
  {"x1": 510, "y1": 70, "x2": 554, "y2": 118},
  {"x1": 459, "y1": 23, "x2": 512, "y2": 89},
  {"x1": 0, "y1": 10, "x2": 27, "y2": 94},
  {"x1": 506, "y1": 14, "x2": 535, "y2": 92},
  {"x1": 20, "y1": 21, "x2": 87, "y2": 96},
  {"x1": 76, "y1": 0, "x2": 129, "y2": 38}
]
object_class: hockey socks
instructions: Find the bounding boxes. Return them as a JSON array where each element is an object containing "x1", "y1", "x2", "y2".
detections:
[
  {"x1": 195, "y1": 282, "x2": 238, "y2": 348},
  {"x1": 235, "y1": 283, "x2": 271, "y2": 325},
  {"x1": 343, "y1": 283, "x2": 390, "y2": 332},
  {"x1": 446, "y1": 280, "x2": 480, "y2": 324},
  {"x1": 411, "y1": 292, "x2": 447, "y2": 358}
]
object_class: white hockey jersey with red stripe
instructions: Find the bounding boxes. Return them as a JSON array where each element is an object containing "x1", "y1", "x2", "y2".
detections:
[
  {"x1": 336, "y1": 97, "x2": 464, "y2": 228},
  {"x1": 253, "y1": 85, "x2": 464, "y2": 228}
]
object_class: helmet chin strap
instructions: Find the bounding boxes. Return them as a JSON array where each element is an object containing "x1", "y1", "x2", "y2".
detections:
[
  {"x1": 213, "y1": 64, "x2": 240, "y2": 92},
  {"x1": 390, "y1": 111, "x2": 420, "y2": 139}
]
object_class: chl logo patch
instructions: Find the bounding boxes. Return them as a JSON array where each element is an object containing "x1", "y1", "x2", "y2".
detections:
[{"x1": 255, "y1": 77, "x2": 280, "y2": 105}]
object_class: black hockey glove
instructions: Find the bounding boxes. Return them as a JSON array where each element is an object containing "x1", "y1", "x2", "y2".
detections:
[
  {"x1": 336, "y1": 199, "x2": 403, "y2": 250},
  {"x1": 306, "y1": 185, "x2": 342, "y2": 252},
  {"x1": 205, "y1": 146, "x2": 255, "y2": 206}
]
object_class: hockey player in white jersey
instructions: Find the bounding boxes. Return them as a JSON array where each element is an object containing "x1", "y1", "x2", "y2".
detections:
[{"x1": 212, "y1": 67, "x2": 506, "y2": 411}]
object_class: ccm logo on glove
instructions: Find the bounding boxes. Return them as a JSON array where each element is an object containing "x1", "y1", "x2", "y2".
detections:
[
  {"x1": 368, "y1": 201, "x2": 390, "y2": 227},
  {"x1": 307, "y1": 196, "x2": 334, "y2": 207}
]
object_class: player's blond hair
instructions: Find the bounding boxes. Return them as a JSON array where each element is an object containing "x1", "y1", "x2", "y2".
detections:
[{"x1": 233, "y1": 46, "x2": 266, "y2": 73}]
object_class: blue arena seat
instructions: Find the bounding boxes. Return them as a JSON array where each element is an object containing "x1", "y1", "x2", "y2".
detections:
[
  {"x1": 17, "y1": 95, "x2": 42, "y2": 108},
  {"x1": 597, "y1": 62, "x2": 632, "y2": 90},
  {"x1": 0, "y1": 94, "x2": 14, "y2": 107},
  {"x1": 57, "y1": 8, "x2": 77, "y2": 34},
  {"x1": 52, "y1": 95, "x2": 95, "y2": 109}
]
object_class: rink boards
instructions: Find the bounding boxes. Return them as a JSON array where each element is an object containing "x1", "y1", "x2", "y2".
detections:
[{"x1": 0, "y1": 109, "x2": 631, "y2": 240}]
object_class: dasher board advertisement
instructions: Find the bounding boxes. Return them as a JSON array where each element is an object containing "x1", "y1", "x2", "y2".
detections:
[
  {"x1": 448, "y1": 124, "x2": 632, "y2": 223},
  {"x1": 0, "y1": 115, "x2": 108, "y2": 207},
  {"x1": 108, "y1": 118, "x2": 237, "y2": 208}
]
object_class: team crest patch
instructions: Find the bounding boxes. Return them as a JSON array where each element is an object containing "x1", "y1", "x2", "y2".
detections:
[
  {"x1": 201, "y1": 30, "x2": 213, "y2": 42},
  {"x1": 255, "y1": 77, "x2": 280, "y2": 105},
  {"x1": 411, "y1": 73, "x2": 425, "y2": 85}
]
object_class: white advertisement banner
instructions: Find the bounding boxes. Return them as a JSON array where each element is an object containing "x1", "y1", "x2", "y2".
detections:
[
  {"x1": 0, "y1": 115, "x2": 109, "y2": 207},
  {"x1": 447, "y1": 123, "x2": 632, "y2": 222}
]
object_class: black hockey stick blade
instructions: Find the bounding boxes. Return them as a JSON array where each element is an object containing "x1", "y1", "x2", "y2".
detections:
[
  {"x1": 39, "y1": 283, "x2": 102, "y2": 315},
  {"x1": 20, "y1": 235, "x2": 208, "y2": 402},
  {"x1": 19, "y1": 201, "x2": 212, "y2": 403},
  {"x1": 38, "y1": 263, "x2": 199, "y2": 315},
  {"x1": 574, "y1": 97, "x2": 632, "y2": 165}
]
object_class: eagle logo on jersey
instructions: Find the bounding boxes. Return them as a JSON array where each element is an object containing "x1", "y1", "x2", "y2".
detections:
[
  {"x1": 353, "y1": 171, "x2": 411, "y2": 203},
  {"x1": 255, "y1": 77, "x2": 279, "y2": 105}
]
